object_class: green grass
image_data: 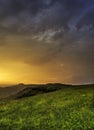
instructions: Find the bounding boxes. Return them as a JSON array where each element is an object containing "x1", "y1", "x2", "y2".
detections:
[{"x1": 0, "y1": 87, "x2": 94, "y2": 130}]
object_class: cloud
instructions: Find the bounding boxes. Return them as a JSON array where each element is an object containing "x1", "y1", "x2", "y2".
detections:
[
  {"x1": 0, "y1": 0, "x2": 94, "y2": 34},
  {"x1": 0, "y1": 0, "x2": 94, "y2": 84}
]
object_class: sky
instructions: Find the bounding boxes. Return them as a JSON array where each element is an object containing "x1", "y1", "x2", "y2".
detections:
[{"x1": 0, "y1": 0, "x2": 94, "y2": 85}]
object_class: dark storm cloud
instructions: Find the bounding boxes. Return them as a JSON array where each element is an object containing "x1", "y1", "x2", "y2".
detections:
[
  {"x1": 0, "y1": 0, "x2": 94, "y2": 34},
  {"x1": 0, "y1": 0, "x2": 56, "y2": 34}
]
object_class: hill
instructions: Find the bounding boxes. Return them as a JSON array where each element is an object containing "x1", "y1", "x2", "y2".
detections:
[
  {"x1": 1, "y1": 83, "x2": 94, "y2": 100},
  {"x1": 0, "y1": 83, "x2": 41, "y2": 99},
  {"x1": 0, "y1": 84, "x2": 25, "y2": 99},
  {"x1": 9, "y1": 83, "x2": 72, "y2": 99},
  {"x1": 0, "y1": 84, "x2": 94, "y2": 130},
  {"x1": 4, "y1": 83, "x2": 94, "y2": 100},
  {"x1": 0, "y1": 83, "x2": 72, "y2": 99}
]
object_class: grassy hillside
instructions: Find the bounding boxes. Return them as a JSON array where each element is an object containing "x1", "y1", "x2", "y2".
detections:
[{"x1": 0, "y1": 85, "x2": 94, "y2": 130}]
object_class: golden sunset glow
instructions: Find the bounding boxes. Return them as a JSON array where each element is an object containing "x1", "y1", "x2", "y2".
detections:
[
  {"x1": 0, "y1": 71, "x2": 11, "y2": 83},
  {"x1": 0, "y1": 59, "x2": 72, "y2": 85}
]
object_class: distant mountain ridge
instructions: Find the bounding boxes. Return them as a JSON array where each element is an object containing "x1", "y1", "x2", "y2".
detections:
[
  {"x1": 10, "y1": 83, "x2": 72, "y2": 99},
  {"x1": 0, "y1": 83, "x2": 94, "y2": 99},
  {"x1": 0, "y1": 83, "x2": 70, "y2": 99}
]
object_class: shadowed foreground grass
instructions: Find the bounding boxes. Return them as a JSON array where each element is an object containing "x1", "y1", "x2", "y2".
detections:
[{"x1": 0, "y1": 86, "x2": 94, "y2": 130}]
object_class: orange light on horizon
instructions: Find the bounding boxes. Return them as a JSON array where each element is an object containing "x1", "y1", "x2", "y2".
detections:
[{"x1": 0, "y1": 60, "x2": 73, "y2": 85}]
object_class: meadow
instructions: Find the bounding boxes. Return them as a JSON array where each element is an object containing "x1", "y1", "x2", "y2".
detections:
[{"x1": 0, "y1": 85, "x2": 94, "y2": 130}]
